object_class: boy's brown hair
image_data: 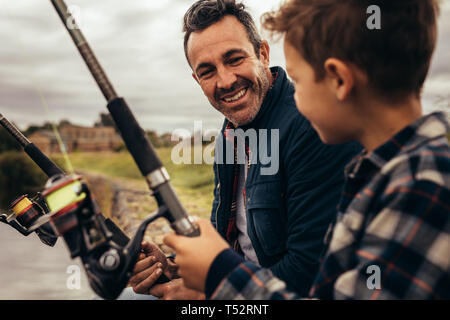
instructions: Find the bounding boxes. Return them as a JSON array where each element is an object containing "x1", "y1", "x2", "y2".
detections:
[{"x1": 262, "y1": 0, "x2": 440, "y2": 98}]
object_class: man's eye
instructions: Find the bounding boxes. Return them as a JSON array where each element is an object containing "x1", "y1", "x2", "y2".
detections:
[
  {"x1": 200, "y1": 70, "x2": 213, "y2": 78},
  {"x1": 229, "y1": 57, "x2": 243, "y2": 65}
]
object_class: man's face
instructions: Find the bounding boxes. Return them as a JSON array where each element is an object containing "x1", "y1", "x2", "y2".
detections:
[{"x1": 187, "y1": 15, "x2": 272, "y2": 127}]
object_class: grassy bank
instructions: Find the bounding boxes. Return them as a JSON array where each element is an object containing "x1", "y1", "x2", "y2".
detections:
[{"x1": 52, "y1": 147, "x2": 215, "y2": 218}]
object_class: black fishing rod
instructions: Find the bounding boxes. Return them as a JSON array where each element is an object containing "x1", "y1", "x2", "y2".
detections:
[
  {"x1": 45, "y1": 0, "x2": 199, "y2": 299},
  {"x1": 50, "y1": 0, "x2": 199, "y2": 238},
  {"x1": 0, "y1": 113, "x2": 128, "y2": 247},
  {"x1": 0, "y1": 113, "x2": 62, "y2": 246},
  {"x1": 0, "y1": 113, "x2": 64, "y2": 177},
  {"x1": 0, "y1": 111, "x2": 171, "y2": 298}
]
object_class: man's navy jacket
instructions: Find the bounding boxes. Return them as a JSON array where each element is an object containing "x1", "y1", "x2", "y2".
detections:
[{"x1": 211, "y1": 66, "x2": 361, "y2": 296}]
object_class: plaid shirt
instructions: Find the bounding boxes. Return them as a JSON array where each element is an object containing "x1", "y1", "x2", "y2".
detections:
[{"x1": 210, "y1": 112, "x2": 450, "y2": 300}]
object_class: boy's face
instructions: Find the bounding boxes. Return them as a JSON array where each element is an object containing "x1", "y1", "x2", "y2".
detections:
[{"x1": 284, "y1": 39, "x2": 355, "y2": 144}]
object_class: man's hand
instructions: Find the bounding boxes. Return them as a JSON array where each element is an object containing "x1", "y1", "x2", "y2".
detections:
[
  {"x1": 129, "y1": 241, "x2": 176, "y2": 294},
  {"x1": 149, "y1": 278, "x2": 205, "y2": 300},
  {"x1": 163, "y1": 219, "x2": 230, "y2": 292}
]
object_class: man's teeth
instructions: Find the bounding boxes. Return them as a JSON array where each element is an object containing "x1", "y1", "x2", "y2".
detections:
[{"x1": 223, "y1": 88, "x2": 247, "y2": 103}]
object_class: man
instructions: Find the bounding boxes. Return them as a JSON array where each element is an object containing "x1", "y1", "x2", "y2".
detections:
[{"x1": 127, "y1": 0, "x2": 359, "y2": 299}]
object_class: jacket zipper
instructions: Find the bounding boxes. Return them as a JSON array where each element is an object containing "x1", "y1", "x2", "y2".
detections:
[
  {"x1": 214, "y1": 161, "x2": 221, "y2": 232},
  {"x1": 244, "y1": 152, "x2": 251, "y2": 212}
]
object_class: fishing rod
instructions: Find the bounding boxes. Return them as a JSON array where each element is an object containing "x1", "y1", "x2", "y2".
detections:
[
  {"x1": 0, "y1": 113, "x2": 64, "y2": 177},
  {"x1": 0, "y1": 111, "x2": 172, "y2": 298},
  {"x1": 0, "y1": 113, "x2": 129, "y2": 247},
  {"x1": 0, "y1": 113, "x2": 61, "y2": 246},
  {"x1": 50, "y1": 0, "x2": 199, "y2": 238},
  {"x1": 45, "y1": 0, "x2": 199, "y2": 299}
]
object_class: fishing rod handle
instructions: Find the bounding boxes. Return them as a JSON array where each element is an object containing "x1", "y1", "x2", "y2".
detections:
[
  {"x1": 107, "y1": 97, "x2": 163, "y2": 175},
  {"x1": 157, "y1": 182, "x2": 200, "y2": 237},
  {"x1": 107, "y1": 98, "x2": 199, "y2": 237}
]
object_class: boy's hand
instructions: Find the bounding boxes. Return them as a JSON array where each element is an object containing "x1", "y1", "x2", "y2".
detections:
[{"x1": 163, "y1": 218, "x2": 230, "y2": 292}]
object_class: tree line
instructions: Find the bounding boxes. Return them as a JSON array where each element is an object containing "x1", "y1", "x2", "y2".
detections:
[{"x1": 0, "y1": 113, "x2": 175, "y2": 208}]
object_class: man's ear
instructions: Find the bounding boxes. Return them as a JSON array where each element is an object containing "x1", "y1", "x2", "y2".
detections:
[
  {"x1": 259, "y1": 40, "x2": 270, "y2": 68},
  {"x1": 192, "y1": 72, "x2": 199, "y2": 84},
  {"x1": 323, "y1": 58, "x2": 354, "y2": 101}
]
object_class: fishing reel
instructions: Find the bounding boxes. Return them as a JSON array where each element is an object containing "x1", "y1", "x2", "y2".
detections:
[
  {"x1": 0, "y1": 172, "x2": 172, "y2": 300},
  {"x1": 38, "y1": 173, "x2": 176, "y2": 300},
  {"x1": 0, "y1": 193, "x2": 58, "y2": 247},
  {"x1": 0, "y1": 109, "x2": 191, "y2": 299}
]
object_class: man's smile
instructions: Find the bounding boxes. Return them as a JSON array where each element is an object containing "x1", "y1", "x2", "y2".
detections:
[{"x1": 220, "y1": 87, "x2": 249, "y2": 105}]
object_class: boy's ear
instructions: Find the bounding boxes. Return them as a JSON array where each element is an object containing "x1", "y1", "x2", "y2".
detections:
[{"x1": 324, "y1": 58, "x2": 355, "y2": 101}]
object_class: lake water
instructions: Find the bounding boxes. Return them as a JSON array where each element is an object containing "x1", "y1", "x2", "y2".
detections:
[{"x1": 0, "y1": 224, "x2": 94, "y2": 300}]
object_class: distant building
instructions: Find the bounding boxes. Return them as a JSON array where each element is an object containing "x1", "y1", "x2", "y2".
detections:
[
  {"x1": 160, "y1": 133, "x2": 175, "y2": 147},
  {"x1": 28, "y1": 125, "x2": 122, "y2": 154}
]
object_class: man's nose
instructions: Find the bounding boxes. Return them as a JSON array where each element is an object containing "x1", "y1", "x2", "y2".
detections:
[{"x1": 216, "y1": 67, "x2": 237, "y2": 89}]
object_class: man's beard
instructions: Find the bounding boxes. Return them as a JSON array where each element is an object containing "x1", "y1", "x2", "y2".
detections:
[{"x1": 212, "y1": 65, "x2": 270, "y2": 127}]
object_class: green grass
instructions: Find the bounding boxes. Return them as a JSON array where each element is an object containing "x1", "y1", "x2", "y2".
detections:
[{"x1": 51, "y1": 147, "x2": 215, "y2": 218}]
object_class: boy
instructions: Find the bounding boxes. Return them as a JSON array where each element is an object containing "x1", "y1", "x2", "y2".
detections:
[{"x1": 164, "y1": 0, "x2": 450, "y2": 299}]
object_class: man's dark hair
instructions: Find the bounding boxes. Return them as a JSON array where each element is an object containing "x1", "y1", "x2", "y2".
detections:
[
  {"x1": 183, "y1": 0, "x2": 262, "y2": 65},
  {"x1": 263, "y1": 0, "x2": 440, "y2": 99}
]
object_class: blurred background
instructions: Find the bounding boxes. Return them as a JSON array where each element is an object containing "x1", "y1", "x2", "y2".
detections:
[
  {"x1": 0, "y1": 0, "x2": 449, "y2": 300},
  {"x1": 0, "y1": 0, "x2": 448, "y2": 133}
]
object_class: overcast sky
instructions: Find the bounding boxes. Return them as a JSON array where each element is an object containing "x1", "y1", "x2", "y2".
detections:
[{"x1": 0, "y1": 0, "x2": 449, "y2": 134}]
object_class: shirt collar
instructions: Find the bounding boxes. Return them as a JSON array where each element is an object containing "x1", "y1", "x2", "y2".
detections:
[{"x1": 346, "y1": 112, "x2": 450, "y2": 177}]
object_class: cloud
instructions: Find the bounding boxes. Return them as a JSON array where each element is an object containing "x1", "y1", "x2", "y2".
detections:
[{"x1": 0, "y1": 0, "x2": 448, "y2": 133}]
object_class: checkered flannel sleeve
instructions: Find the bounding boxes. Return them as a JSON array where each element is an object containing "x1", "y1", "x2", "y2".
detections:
[
  {"x1": 323, "y1": 178, "x2": 450, "y2": 299},
  {"x1": 211, "y1": 162, "x2": 450, "y2": 300}
]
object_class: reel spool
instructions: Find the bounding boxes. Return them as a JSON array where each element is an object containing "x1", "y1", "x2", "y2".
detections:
[
  {"x1": 42, "y1": 174, "x2": 111, "y2": 258},
  {"x1": 7, "y1": 194, "x2": 58, "y2": 247},
  {"x1": 11, "y1": 195, "x2": 44, "y2": 228}
]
